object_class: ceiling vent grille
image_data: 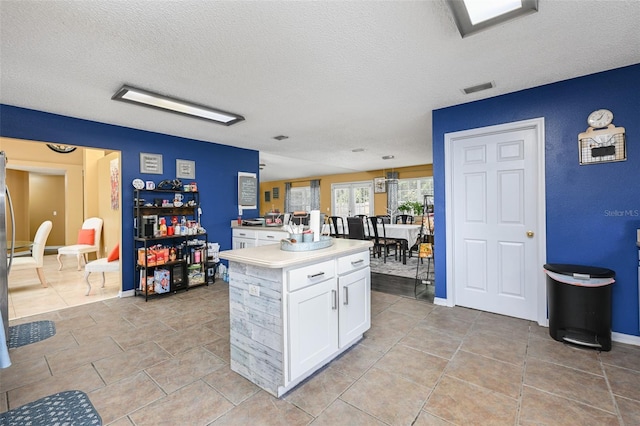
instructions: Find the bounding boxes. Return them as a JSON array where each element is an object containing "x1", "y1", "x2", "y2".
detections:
[{"x1": 462, "y1": 81, "x2": 494, "y2": 94}]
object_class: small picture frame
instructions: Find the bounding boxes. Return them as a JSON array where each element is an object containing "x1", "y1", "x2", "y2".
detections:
[
  {"x1": 272, "y1": 187, "x2": 279, "y2": 199},
  {"x1": 265, "y1": 191, "x2": 271, "y2": 202},
  {"x1": 176, "y1": 159, "x2": 196, "y2": 179},
  {"x1": 140, "y1": 153, "x2": 163, "y2": 174},
  {"x1": 374, "y1": 177, "x2": 386, "y2": 193}
]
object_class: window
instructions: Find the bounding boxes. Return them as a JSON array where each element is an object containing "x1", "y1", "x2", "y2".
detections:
[
  {"x1": 289, "y1": 186, "x2": 311, "y2": 212},
  {"x1": 397, "y1": 177, "x2": 434, "y2": 211}
]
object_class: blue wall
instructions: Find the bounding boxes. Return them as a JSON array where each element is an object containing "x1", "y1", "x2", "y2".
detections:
[
  {"x1": 433, "y1": 63, "x2": 640, "y2": 336},
  {"x1": 0, "y1": 104, "x2": 259, "y2": 292}
]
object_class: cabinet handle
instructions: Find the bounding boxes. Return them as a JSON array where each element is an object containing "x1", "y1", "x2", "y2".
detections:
[
  {"x1": 307, "y1": 272, "x2": 325, "y2": 279},
  {"x1": 350, "y1": 259, "x2": 364, "y2": 265},
  {"x1": 332, "y1": 290, "x2": 337, "y2": 310},
  {"x1": 266, "y1": 235, "x2": 274, "y2": 239},
  {"x1": 343, "y1": 287, "x2": 349, "y2": 305}
]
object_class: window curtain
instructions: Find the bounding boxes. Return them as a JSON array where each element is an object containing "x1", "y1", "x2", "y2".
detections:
[
  {"x1": 310, "y1": 179, "x2": 320, "y2": 211},
  {"x1": 386, "y1": 171, "x2": 399, "y2": 215},
  {"x1": 284, "y1": 182, "x2": 292, "y2": 212}
]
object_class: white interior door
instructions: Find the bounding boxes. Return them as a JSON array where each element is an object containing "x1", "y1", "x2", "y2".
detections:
[{"x1": 445, "y1": 118, "x2": 546, "y2": 322}]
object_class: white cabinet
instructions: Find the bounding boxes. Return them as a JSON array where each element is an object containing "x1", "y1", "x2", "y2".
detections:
[
  {"x1": 286, "y1": 252, "x2": 370, "y2": 383},
  {"x1": 339, "y1": 266, "x2": 371, "y2": 347},
  {"x1": 222, "y1": 239, "x2": 372, "y2": 397},
  {"x1": 232, "y1": 229, "x2": 257, "y2": 250},
  {"x1": 232, "y1": 227, "x2": 288, "y2": 248},
  {"x1": 288, "y1": 278, "x2": 339, "y2": 379},
  {"x1": 257, "y1": 230, "x2": 287, "y2": 246}
]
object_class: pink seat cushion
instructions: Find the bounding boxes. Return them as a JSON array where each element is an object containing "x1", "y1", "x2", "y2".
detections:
[
  {"x1": 107, "y1": 243, "x2": 119, "y2": 262},
  {"x1": 77, "y1": 229, "x2": 95, "y2": 245},
  {"x1": 78, "y1": 229, "x2": 96, "y2": 246}
]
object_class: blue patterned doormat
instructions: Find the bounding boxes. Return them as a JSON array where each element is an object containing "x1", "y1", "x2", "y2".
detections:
[
  {"x1": 8, "y1": 320, "x2": 56, "y2": 349},
  {"x1": 0, "y1": 390, "x2": 102, "y2": 425}
]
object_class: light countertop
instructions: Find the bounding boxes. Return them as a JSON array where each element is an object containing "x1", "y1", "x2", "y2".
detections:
[{"x1": 220, "y1": 238, "x2": 372, "y2": 268}]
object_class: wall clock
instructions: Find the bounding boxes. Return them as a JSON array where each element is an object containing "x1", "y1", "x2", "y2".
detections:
[
  {"x1": 578, "y1": 109, "x2": 626, "y2": 165},
  {"x1": 46, "y1": 143, "x2": 77, "y2": 153},
  {"x1": 587, "y1": 109, "x2": 613, "y2": 129}
]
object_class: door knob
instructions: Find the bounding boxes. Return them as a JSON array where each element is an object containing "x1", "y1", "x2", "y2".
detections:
[{"x1": 526, "y1": 231, "x2": 534, "y2": 238}]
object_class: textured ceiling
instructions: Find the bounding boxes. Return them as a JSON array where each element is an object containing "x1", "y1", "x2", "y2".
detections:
[{"x1": 1, "y1": 1, "x2": 639, "y2": 181}]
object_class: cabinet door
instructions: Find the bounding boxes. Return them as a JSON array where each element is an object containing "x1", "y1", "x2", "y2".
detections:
[
  {"x1": 338, "y1": 267, "x2": 371, "y2": 347},
  {"x1": 232, "y1": 237, "x2": 256, "y2": 250},
  {"x1": 288, "y1": 278, "x2": 339, "y2": 381}
]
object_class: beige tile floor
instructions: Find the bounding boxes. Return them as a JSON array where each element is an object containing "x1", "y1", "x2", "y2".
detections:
[
  {"x1": 2, "y1": 281, "x2": 640, "y2": 425},
  {"x1": 7, "y1": 253, "x2": 121, "y2": 320}
]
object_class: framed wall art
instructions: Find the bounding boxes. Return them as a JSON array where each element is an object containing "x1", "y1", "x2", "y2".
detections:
[
  {"x1": 374, "y1": 177, "x2": 386, "y2": 193},
  {"x1": 140, "y1": 152, "x2": 163, "y2": 174},
  {"x1": 176, "y1": 159, "x2": 196, "y2": 179}
]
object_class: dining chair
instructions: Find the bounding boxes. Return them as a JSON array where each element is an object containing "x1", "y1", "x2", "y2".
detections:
[
  {"x1": 395, "y1": 214, "x2": 414, "y2": 224},
  {"x1": 10, "y1": 220, "x2": 53, "y2": 287},
  {"x1": 346, "y1": 217, "x2": 366, "y2": 240},
  {"x1": 57, "y1": 217, "x2": 103, "y2": 270},
  {"x1": 368, "y1": 216, "x2": 400, "y2": 262},
  {"x1": 329, "y1": 216, "x2": 346, "y2": 238},
  {"x1": 378, "y1": 215, "x2": 391, "y2": 224}
]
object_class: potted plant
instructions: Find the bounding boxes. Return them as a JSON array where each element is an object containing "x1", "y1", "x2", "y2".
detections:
[
  {"x1": 398, "y1": 201, "x2": 424, "y2": 216},
  {"x1": 410, "y1": 201, "x2": 424, "y2": 216},
  {"x1": 398, "y1": 202, "x2": 412, "y2": 214}
]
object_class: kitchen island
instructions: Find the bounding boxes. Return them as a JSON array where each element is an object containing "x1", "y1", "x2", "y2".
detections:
[{"x1": 219, "y1": 238, "x2": 372, "y2": 397}]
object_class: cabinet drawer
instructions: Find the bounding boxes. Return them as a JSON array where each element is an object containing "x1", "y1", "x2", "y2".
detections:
[
  {"x1": 233, "y1": 228, "x2": 256, "y2": 239},
  {"x1": 337, "y1": 251, "x2": 370, "y2": 275},
  {"x1": 258, "y1": 230, "x2": 288, "y2": 242},
  {"x1": 288, "y1": 260, "x2": 336, "y2": 292}
]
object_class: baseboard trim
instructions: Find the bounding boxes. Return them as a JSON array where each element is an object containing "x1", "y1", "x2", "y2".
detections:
[
  {"x1": 434, "y1": 297, "x2": 450, "y2": 307},
  {"x1": 119, "y1": 290, "x2": 135, "y2": 298},
  {"x1": 612, "y1": 331, "x2": 640, "y2": 347}
]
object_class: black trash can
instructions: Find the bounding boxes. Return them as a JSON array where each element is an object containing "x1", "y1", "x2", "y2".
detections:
[{"x1": 544, "y1": 264, "x2": 615, "y2": 351}]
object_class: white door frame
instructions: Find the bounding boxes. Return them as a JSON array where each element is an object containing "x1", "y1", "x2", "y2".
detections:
[
  {"x1": 331, "y1": 181, "x2": 375, "y2": 216},
  {"x1": 444, "y1": 118, "x2": 547, "y2": 326}
]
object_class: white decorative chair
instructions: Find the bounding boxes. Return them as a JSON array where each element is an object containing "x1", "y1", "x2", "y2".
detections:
[
  {"x1": 84, "y1": 243, "x2": 119, "y2": 295},
  {"x1": 84, "y1": 258, "x2": 120, "y2": 296},
  {"x1": 10, "y1": 220, "x2": 53, "y2": 287},
  {"x1": 57, "y1": 217, "x2": 103, "y2": 271}
]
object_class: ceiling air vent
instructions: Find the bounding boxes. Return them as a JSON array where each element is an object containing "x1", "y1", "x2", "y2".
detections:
[{"x1": 462, "y1": 81, "x2": 494, "y2": 95}]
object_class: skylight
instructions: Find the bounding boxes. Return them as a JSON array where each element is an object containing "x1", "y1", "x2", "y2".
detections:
[
  {"x1": 446, "y1": 0, "x2": 538, "y2": 38},
  {"x1": 464, "y1": 0, "x2": 522, "y2": 25}
]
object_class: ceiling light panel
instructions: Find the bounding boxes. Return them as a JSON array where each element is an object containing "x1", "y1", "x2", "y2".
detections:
[{"x1": 112, "y1": 85, "x2": 244, "y2": 126}]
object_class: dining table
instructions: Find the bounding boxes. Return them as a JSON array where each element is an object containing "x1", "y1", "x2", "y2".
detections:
[
  {"x1": 376, "y1": 224, "x2": 422, "y2": 264},
  {"x1": 322, "y1": 221, "x2": 426, "y2": 263}
]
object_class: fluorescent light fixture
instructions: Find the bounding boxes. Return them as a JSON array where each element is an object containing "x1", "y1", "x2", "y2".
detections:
[
  {"x1": 112, "y1": 85, "x2": 244, "y2": 126},
  {"x1": 446, "y1": 0, "x2": 538, "y2": 37}
]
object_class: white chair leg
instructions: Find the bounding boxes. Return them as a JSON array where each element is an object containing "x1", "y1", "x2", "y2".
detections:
[
  {"x1": 57, "y1": 253, "x2": 63, "y2": 271},
  {"x1": 84, "y1": 270, "x2": 92, "y2": 296},
  {"x1": 36, "y1": 267, "x2": 48, "y2": 287}
]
